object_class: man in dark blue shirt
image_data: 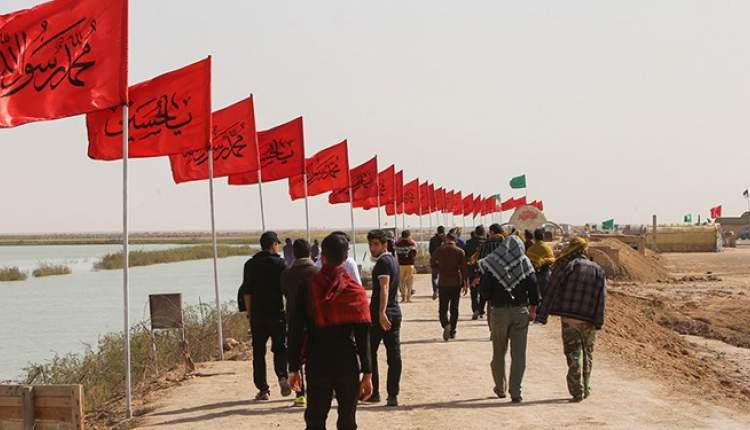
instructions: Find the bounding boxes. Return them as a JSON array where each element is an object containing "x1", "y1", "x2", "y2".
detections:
[{"x1": 366, "y1": 229, "x2": 403, "y2": 407}]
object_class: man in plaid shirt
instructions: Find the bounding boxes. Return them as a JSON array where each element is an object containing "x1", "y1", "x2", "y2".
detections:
[{"x1": 535, "y1": 237, "x2": 606, "y2": 402}]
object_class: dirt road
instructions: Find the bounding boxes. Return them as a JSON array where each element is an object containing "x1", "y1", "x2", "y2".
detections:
[{"x1": 135, "y1": 275, "x2": 750, "y2": 429}]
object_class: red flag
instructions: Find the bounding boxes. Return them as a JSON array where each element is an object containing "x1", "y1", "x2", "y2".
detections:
[
  {"x1": 473, "y1": 195, "x2": 482, "y2": 217},
  {"x1": 453, "y1": 191, "x2": 463, "y2": 216},
  {"x1": 463, "y1": 193, "x2": 474, "y2": 217},
  {"x1": 87, "y1": 57, "x2": 211, "y2": 160},
  {"x1": 500, "y1": 197, "x2": 514, "y2": 211},
  {"x1": 516, "y1": 196, "x2": 527, "y2": 208},
  {"x1": 419, "y1": 182, "x2": 431, "y2": 215},
  {"x1": 403, "y1": 179, "x2": 420, "y2": 215},
  {"x1": 435, "y1": 188, "x2": 446, "y2": 212},
  {"x1": 429, "y1": 184, "x2": 437, "y2": 213},
  {"x1": 445, "y1": 191, "x2": 454, "y2": 214},
  {"x1": 289, "y1": 140, "x2": 349, "y2": 200},
  {"x1": 386, "y1": 170, "x2": 404, "y2": 216},
  {"x1": 710, "y1": 205, "x2": 722, "y2": 219},
  {"x1": 0, "y1": 0, "x2": 128, "y2": 128},
  {"x1": 169, "y1": 97, "x2": 257, "y2": 184},
  {"x1": 228, "y1": 116, "x2": 305, "y2": 185},
  {"x1": 329, "y1": 156, "x2": 378, "y2": 205},
  {"x1": 378, "y1": 165, "x2": 396, "y2": 204}
]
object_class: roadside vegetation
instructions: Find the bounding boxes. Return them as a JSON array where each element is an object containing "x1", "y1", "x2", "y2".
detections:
[
  {"x1": 0, "y1": 266, "x2": 27, "y2": 282},
  {"x1": 23, "y1": 304, "x2": 249, "y2": 418},
  {"x1": 32, "y1": 263, "x2": 73, "y2": 277},
  {"x1": 93, "y1": 244, "x2": 256, "y2": 270}
]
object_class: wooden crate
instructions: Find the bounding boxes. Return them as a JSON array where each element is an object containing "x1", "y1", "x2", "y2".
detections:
[{"x1": 0, "y1": 385, "x2": 83, "y2": 430}]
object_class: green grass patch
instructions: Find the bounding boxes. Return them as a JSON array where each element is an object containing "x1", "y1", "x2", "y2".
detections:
[
  {"x1": 0, "y1": 266, "x2": 27, "y2": 282},
  {"x1": 93, "y1": 244, "x2": 256, "y2": 270},
  {"x1": 32, "y1": 263, "x2": 72, "y2": 277}
]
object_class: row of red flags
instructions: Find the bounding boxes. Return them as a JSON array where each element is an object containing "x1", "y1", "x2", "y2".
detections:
[{"x1": 0, "y1": 0, "x2": 541, "y2": 218}]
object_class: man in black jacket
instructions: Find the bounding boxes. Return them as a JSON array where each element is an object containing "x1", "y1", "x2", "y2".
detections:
[
  {"x1": 428, "y1": 226, "x2": 446, "y2": 300},
  {"x1": 465, "y1": 225, "x2": 487, "y2": 320},
  {"x1": 239, "y1": 231, "x2": 292, "y2": 401}
]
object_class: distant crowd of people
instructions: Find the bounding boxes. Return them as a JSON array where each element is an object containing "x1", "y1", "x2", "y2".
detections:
[{"x1": 238, "y1": 224, "x2": 607, "y2": 429}]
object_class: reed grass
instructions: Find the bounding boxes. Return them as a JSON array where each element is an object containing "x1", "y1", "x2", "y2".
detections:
[
  {"x1": 32, "y1": 263, "x2": 72, "y2": 277},
  {"x1": 93, "y1": 244, "x2": 256, "y2": 270},
  {"x1": 0, "y1": 266, "x2": 27, "y2": 282}
]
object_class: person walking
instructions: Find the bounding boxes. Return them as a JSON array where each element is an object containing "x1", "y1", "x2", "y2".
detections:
[
  {"x1": 239, "y1": 231, "x2": 292, "y2": 401},
  {"x1": 526, "y1": 229, "x2": 555, "y2": 300},
  {"x1": 366, "y1": 229, "x2": 403, "y2": 406},
  {"x1": 428, "y1": 226, "x2": 447, "y2": 300},
  {"x1": 523, "y1": 230, "x2": 534, "y2": 251},
  {"x1": 314, "y1": 231, "x2": 362, "y2": 285},
  {"x1": 395, "y1": 230, "x2": 417, "y2": 303},
  {"x1": 465, "y1": 225, "x2": 487, "y2": 320},
  {"x1": 479, "y1": 224, "x2": 506, "y2": 259},
  {"x1": 536, "y1": 238, "x2": 607, "y2": 403},
  {"x1": 287, "y1": 233, "x2": 373, "y2": 430},
  {"x1": 283, "y1": 238, "x2": 295, "y2": 267},
  {"x1": 431, "y1": 233, "x2": 468, "y2": 341},
  {"x1": 311, "y1": 239, "x2": 321, "y2": 262},
  {"x1": 280, "y1": 239, "x2": 319, "y2": 408},
  {"x1": 479, "y1": 234, "x2": 539, "y2": 404}
]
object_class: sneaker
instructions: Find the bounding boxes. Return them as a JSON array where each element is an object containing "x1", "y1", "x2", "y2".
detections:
[
  {"x1": 279, "y1": 377, "x2": 292, "y2": 397},
  {"x1": 443, "y1": 324, "x2": 452, "y2": 341},
  {"x1": 450, "y1": 331, "x2": 456, "y2": 339},
  {"x1": 386, "y1": 396, "x2": 398, "y2": 407},
  {"x1": 493, "y1": 388, "x2": 506, "y2": 399},
  {"x1": 255, "y1": 391, "x2": 270, "y2": 401},
  {"x1": 472, "y1": 311, "x2": 479, "y2": 321},
  {"x1": 293, "y1": 395, "x2": 307, "y2": 407},
  {"x1": 511, "y1": 397, "x2": 523, "y2": 404},
  {"x1": 365, "y1": 394, "x2": 381, "y2": 403},
  {"x1": 570, "y1": 396, "x2": 583, "y2": 403},
  {"x1": 432, "y1": 292, "x2": 438, "y2": 300}
]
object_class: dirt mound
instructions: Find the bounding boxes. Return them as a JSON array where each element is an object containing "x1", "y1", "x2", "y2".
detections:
[
  {"x1": 600, "y1": 291, "x2": 750, "y2": 403},
  {"x1": 590, "y1": 239, "x2": 669, "y2": 282}
]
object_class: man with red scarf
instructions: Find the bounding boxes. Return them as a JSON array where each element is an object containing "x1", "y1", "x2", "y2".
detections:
[{"x1": 288, "y1": 233, "x2": 373, "y2": 430}]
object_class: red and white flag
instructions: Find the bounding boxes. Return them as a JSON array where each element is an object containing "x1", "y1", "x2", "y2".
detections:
[
  {"x1": 228, "y1": 116, "x2": 304, "y2": 185},
  {"x1": 0, "y1": 0, "x2": 128, "y2": 128},
  {"x1": 169, "y1": 97, "x2": 257, "y2": 183},
  {"x1": 289, "y1": 140, "x2": 349, "y2": 200},
  {"x1": 87, "y1": 57, "x2": 211, "y2": 160}
]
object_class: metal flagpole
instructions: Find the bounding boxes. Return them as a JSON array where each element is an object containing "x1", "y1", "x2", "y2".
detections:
[
  {"x1": 419, "y1": 214, "x2": 424, "y2": 242},
  {"x1": 253, "y1": 121, "x2": 266, "y2": 231},
  {"x1": 393, "y1": 175, "x2": 398, "y2": 236},
  {"x1": 376, "y1": 188, "x2": 382, "y2": 229},
  {"x1": 348, "y1": 170, "x2": 357, "y2": 260},
  {"x1": 208, "y1": 146, "x2": 224, "y2": 361},
  {"x1": 122, "y1": 105, "x2": 132, "y2": 419},
  {"x1": 303, "y1": 172, "x2": 311, "y2": 242}
]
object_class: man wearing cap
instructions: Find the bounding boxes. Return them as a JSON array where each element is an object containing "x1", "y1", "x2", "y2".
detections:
[
  {"x1": 239, "y1": 231, "x2": 292, "y2": 401},
  {"x1": 536, "y1": 237, "x2": 607, "y2": 403}
]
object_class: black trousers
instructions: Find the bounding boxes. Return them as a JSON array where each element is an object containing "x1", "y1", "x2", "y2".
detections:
[
  {"x1": 439, "y1": 287, "x2": 461, "y2": 332},
  {"x1": 370, "y1": 317, "x2": 402, "y2": 399},
  {"x1": 470, "y1": 282, "x2": 486, "y2": 315},
  {"x1": 305, "y1": 373, "x2": 360, "y2": 430},
  {"x1": 250, "y1": 315, "x2": 288, "y2": 392}
]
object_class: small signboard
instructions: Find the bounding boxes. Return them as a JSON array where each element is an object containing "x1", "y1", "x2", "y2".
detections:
[{"x1": 149, "y1": 294, "x2": 184, "y2": 330}]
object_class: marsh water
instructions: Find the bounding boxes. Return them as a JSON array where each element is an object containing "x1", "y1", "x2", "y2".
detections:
[{"x1": 0, "y1": 243, "x2": 374, "y2": 381}]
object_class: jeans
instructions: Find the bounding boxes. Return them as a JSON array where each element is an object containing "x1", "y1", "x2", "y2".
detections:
[
  {"x1": 305, "y1": 373, "x2": 360, "y2": 430},
  {"x1": 431, "y1": 270, "x2": 439, "y2": 294},
  {"x1": 470, "y1": 281, "x2": 486, "y2": 315},
  {"x1": 250, "y1": 315, "x2": 288, "y2": 393},
  {"x1": 490, "y1": 306, "x2": 529, "y2": 399},
  {"x1": 438, "y1": 287, "x2": 461, "y2": 332},
  {"x1": 536, "y1": 266, "x2": 551, "y2": 303},
  {"x1": 370, "y1": 317, "x2": 402, "y2": 399}
]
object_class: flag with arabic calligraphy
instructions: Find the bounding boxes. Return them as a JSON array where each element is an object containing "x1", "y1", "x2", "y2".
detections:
[
  {"x1": 169, "y1": 97, "x2": 257, "y2": 183},
  {"x1": 452, "y1": 191, "x2": 463, "y2": 216},
  {"x1": 402, "y1": 179, "x2": 420, "y2": 215},
  {"x1": 435, "y1": 188, "x2": 446, "y2": 212},
  {"x1": 289, "y1": 140, "x2": 349, "y2": 200},
  {"x1": 87, "y1": 57, "x2": 211, "y2": 160},
  {"x1": 462, "y1": 193, "x2": 474, "y2": 217},
  {"x1": 472, "y1": 195, "x2": 482, "y2": 217},
  {"x1": 228, "y1": 116, "x2": 304, "y2": 185},
  {"x1": 378, "y1": 164, "x2": 395, "y2": 204},
  {"x1": 386, "y1": 170, "x2": 404, "y2": 216},
  {"x1": 0, "y1": 0, "x2": 128, "y2": 128},
  {"x1": 419, "y1": 182, "x2": 431, "y2": 215},
  {"x1": 329, "y1": 156, "x2": 378, "y2": 205}
]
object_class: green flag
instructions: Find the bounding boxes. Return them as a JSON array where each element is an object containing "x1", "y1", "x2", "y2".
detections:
[
  {"x1": 684, "y1": 214, "x2": 692, "y2": 224},
  {"x1": 509, "y1": 174, "x2": 526, "y2": 189},
  {"x1": 602, "y1": 219, "x2": 615, "y2": 230}
]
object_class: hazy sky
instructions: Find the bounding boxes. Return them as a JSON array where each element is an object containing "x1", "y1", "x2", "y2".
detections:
[{"x1": 2, "y1": 0, "x2": 749, "y2": 233}]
